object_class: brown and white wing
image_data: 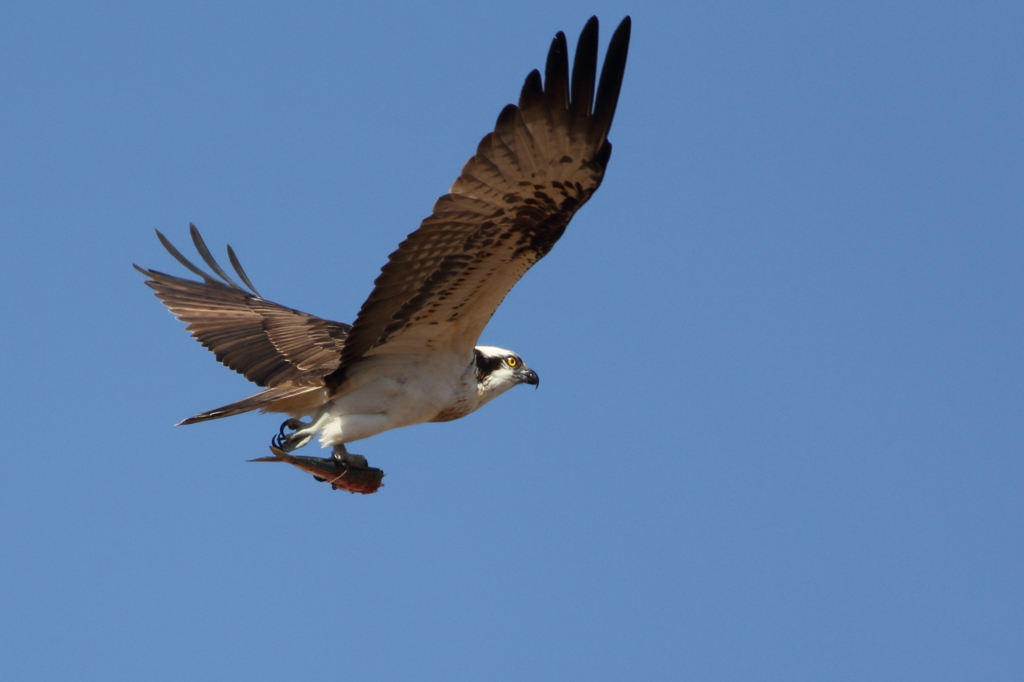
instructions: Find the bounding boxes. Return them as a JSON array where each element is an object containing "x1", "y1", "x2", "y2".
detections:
[
  {"x1": 332, "y1": 16, "x2": 630, "y2": 379},
  {"x1": 137, "y1": 225, "x2": 350, "y2": 391}
]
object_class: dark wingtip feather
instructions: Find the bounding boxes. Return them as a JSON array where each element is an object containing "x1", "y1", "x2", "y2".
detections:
[
  {"x1": 494, "y1": 103, "x2": 519, "y2": 137},
  {"x1": 227, "y1": 244, "x2": 262, "y2": 297},
  {"x1": 570, "y1": 16, "x2": 599, "y2": 119},
  {"x1": 156, "y1": 229, "x2": 217, "y2": 283},
  {"x1": 544, "y1": 31, "x2": 570, "y2": 112},
  {"x1": 189, "y1": 224, "x2": 245, "y2": 291},
  {"x1": 592, "y1": 16, "x2": 631, "y2": 144},
  {"x1": 518, "y1": 69, "x2": 544, "y2": 110}
]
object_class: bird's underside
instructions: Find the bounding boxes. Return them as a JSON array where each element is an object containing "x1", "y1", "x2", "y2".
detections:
[{"x1": 137, "y1": 16, "x2": 631, "y2": 493}]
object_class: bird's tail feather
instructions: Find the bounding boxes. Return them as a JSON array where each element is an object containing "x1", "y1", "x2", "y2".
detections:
[{"x1": 178, "y1": 385, "x2": 325, "y2": 425}]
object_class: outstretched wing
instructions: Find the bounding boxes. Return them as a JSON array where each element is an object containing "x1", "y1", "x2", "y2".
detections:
[
  {"x1": 332, "y1": 16, "x2": 631, "y2": 379},
  {"x1": 136, "y1": 224, "x2": 350, "y2": 389}
]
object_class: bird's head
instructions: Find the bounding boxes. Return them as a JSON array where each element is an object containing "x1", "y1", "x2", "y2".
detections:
[{"x1": 473, "y1": 345, "x2": 539, "y2": 402}]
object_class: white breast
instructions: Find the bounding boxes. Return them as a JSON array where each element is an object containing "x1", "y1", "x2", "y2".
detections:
[{"x1": 316, "y1": 351, "x2": 480, "y2": 446}]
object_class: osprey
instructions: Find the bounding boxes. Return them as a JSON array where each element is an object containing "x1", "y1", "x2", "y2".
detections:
[{"x1": 137, "y1": 17, "x2": 630, "y2": 491}]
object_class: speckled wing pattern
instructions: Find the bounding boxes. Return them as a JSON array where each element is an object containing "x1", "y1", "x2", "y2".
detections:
[
  {"x1": 139, "y1": 17, "x2": 630, "y2": 421},
  {"x1": 331, "y1": 16, "x2": 631, "y2": 379},
  {"x1": 136, "y1": 225, "x2": 350, "y2": 393}
]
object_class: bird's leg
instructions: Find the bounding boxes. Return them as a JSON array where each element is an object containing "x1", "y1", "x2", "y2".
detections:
[
  {"x1": 272, "y1": 418, "x2": 317, "y2": 452},
  {"x1": 331, "y1": 443, "x2": 369, "y2": 469}
]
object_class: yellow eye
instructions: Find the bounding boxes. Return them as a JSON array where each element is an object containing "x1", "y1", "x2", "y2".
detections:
[{"x1": 507, "y1": 356, "x2": 518, "y2": 367}]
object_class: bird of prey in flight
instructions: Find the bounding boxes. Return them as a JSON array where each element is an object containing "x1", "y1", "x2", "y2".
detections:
[{"x1": 137, "y1": 16, "x2": 631, "y2": 492}]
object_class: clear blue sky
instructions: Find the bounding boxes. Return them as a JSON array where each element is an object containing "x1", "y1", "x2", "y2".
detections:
[{"x1": 1, "y1": 1, "x2": 1021, "y2": 680}]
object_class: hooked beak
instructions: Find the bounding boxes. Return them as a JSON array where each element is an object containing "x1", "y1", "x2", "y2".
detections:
[{"x1": 518, "y1": 367, "x2": 540, "y2": 388}]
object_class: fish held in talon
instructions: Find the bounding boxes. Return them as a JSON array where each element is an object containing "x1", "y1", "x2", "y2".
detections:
[{"x1": 136, "y1": 17, "x2": 631, "y2": 493}]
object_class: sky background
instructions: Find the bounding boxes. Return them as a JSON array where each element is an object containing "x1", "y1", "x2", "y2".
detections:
[{"x1": 1, "y1": 1, "x2": 1022, "y2": 680}]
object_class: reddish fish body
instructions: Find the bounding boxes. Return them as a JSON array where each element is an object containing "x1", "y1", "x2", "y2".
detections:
[{"x1": 251, "y1": 447, "x2": 384, "y2": 494}]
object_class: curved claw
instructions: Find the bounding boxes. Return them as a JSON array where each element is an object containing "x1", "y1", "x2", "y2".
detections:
[{"x1": 272, "y1": 418, "x2": 307, "y2": 451}]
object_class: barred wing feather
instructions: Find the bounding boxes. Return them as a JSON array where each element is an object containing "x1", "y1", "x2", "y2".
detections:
[{"x1": 332, "y1": 16, "x2": 630, "y2": 379}]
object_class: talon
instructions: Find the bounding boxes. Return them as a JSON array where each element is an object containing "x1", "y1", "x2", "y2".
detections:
[
  {"x1": 272, "y1": 418, "x2": 313, "y2": 452},
  {"x1": 272, "y1": 420, "x2": 293, "y2": 448},
  {"x1": 331, "y1": 444, "x2": 368, "y2": 469},
  {"x1": 331, "y1": 443, "x2": 348, "y2": 463}
]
